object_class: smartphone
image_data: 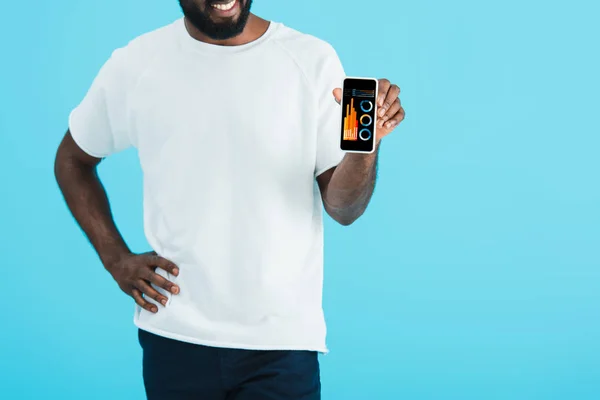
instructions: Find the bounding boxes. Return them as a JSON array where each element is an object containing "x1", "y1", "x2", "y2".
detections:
[{"x1": 339, "y1": 77, "x2": 379, "y2": 153}]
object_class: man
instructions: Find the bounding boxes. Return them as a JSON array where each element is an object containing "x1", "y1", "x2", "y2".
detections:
[{"x1": 55, "y1": 0, "x2": 405, "y2": 398}]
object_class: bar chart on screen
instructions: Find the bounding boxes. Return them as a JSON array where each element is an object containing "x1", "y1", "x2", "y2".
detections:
[{"x1": 343, "y1": 98, "x2": 359, "y2": 141}]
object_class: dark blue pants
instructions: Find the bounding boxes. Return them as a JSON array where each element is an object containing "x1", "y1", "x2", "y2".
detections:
[{"x1": 138, "y1": 329, "x2": 321, "y2": 400}]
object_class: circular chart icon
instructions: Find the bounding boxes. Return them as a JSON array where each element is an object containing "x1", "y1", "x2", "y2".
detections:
[
  {"x1": 360, "y1": 114, "x2": 372, "y2": 127},
  {"x1": 359, "y1": 128, "x2": 372, "y2": 141},
  {"x1": 360, "y1": 100, "x2": 373, "y2": 113}
]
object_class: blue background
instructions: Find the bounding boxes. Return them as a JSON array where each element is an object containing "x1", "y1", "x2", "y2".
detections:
[{"x1": 1, "y1": 0, "x2": 599, "y2": 399}]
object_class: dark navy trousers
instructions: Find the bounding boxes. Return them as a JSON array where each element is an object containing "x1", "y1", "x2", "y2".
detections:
[{"x1": 138, "y1": 329, "x2": 321, "y2": 400}]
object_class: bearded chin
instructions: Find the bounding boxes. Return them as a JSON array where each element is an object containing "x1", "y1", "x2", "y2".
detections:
[{"x1": 179, "y1": 0, "x2": 253, "y2": 40}]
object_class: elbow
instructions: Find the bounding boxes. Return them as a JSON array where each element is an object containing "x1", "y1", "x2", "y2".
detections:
[
  {"x1": 329, "y1": 209, "x2": 364, "y2": 226},
  {"x1": 337, "y1": 217, "x2": 355, "y2": 226},
  {"x1": 337, "y1": 215, "x2": 360, "y2": 226},
  {"x1": 324, "y1": 200, "x2": 367, "y2": 226}
]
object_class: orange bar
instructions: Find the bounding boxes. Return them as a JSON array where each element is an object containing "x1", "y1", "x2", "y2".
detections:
[
  {"x1": 345, "y1": 104, "x2": 350, "y2": 139},
  {"x1": 351, "y1": 98, "x2": 355, "y2": 135},
  {"x1": 343, "y1": 108, "x2": 347, "y2": 139},
  {"x1": 351, "y1": 102, "x2": 354, "y2": 139},
  {"x1": 352, "y1": 100, "x2": 357, "y2": 139}
]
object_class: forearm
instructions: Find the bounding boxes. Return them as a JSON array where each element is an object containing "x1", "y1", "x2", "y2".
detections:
[
  {"x1": 323, "y1": 142, "x2": 380, "y2": 225},
  {"x1": 54, "y1": 147, "x2": 130, "y2": 267}
]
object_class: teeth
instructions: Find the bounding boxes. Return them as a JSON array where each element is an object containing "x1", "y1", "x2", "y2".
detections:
[{"x1": 212, "y1": 0, "x2": 236, "y2": 11}]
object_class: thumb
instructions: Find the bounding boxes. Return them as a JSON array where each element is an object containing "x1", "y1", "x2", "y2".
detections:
[{"x1": 332, "y1": 88, "x2": 342, "y2": 104}]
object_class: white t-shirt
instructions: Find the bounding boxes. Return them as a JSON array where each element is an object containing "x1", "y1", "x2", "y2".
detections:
[{"x1": 69, "y1": 18, "x2": 346, "y2": 353}]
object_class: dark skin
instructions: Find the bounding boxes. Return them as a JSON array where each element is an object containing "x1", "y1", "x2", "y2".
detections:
[
  {"x1": 318, "y1": 80, "x2": 405, "y2": 226},
  {"x1": 54, "y1": 133, "x2": 180, "y2": 313},
  {"x1": 55, "y1": 5, "x2": 405, "y2": 312}
]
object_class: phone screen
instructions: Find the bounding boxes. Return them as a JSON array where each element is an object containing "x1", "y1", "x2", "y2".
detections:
[{"x1": 340, "y1": 78, "x2": 378, "y2": 153}]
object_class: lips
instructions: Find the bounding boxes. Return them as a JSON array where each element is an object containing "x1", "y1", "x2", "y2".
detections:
[{"x1": 211, "y1": 0, "x2": 237, "y2": 12}]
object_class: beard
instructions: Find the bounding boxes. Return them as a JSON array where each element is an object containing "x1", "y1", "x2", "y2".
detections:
[{"x1": 178, "y1": 0, "x2": 254, "y2": 40}]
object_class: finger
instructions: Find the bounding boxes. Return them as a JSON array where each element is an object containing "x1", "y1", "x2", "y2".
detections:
[
  {"x1": 381, "y1": 98, "x2": 401, "y2": 124},
  {"x1": 132, "y1": 288, "x2": 158, "y2": 313},
  {"x1": 135, "y1": 279, "x2": 168, "y2": 307},
  {"x1": 383, "y1": 107, "x2": 405, "y2": 130},
  {"x1": 332, "y1": 88, "x2": 342, "y2": 104},
  {"x1": 147, "y1": 254, "x2": 179, "y2": 276},
  {"x1": 149, "y1": 272, "x2": 180, "y2": 295},
  {"x1": 377, "y1": 79, "x2": 391, "y2": 108},
  {"x1": 379, "y1": 84, "x2": 400, "y2": 118}
]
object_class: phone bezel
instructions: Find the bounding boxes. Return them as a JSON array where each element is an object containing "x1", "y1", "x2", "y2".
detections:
[{"x1": 339, "y1": 76, "x2": 379, "y2": 154}]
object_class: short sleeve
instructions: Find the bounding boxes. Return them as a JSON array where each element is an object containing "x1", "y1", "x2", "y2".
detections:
[
  {"x1": 314, "y1": 46, "x2": 346, "y2": 177},
  {"x1": 69, "y1": 47, "x2": 133, "y2": 158}
]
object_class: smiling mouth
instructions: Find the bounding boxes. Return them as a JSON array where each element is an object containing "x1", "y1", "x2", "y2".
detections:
[{"x1": 211, "y1": 0, "x2": 237, "y2": 12}]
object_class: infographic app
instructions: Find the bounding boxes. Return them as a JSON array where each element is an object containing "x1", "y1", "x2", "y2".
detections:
[{"x1": 340, "y1": 78, "x2": 378, "y2": 153}]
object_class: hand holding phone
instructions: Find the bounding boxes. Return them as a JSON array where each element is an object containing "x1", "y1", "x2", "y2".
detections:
[{"x1": 339, "y1": 77, "x2": 379, "y2": 153}]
